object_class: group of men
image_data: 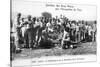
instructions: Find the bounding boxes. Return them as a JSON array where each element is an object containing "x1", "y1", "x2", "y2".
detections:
[{"x1": 10, "y1": 13, "x2": 97, "y2": 53}]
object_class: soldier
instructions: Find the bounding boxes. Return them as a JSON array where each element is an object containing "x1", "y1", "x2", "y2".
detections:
[
  {"x1": 12, "y1": 13, "x2": 22, "y2": 51},
  {"x1": 87, "y1": 24, "x2": 93, "y2": 42},
  {"x1": 70, "y1": 21, "x2": 76, "y2": 42},
  {"x1": 36, "y1": 18, "x2": 45, "y2": 46},
  {"x1": 92, "y1": 21, "x2": 97, "y2": 42},
  {"x1": 24, "y1": 15, "x2": 38, "y2": 49},
  {"x1": 61, "y1": 27, "x2": 70, "y2": 49},
  {"x1": 76, "y1": 22, "x2": 80, "y2": 42}
]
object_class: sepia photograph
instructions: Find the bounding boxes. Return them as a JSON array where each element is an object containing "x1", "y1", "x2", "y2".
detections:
[{"x1": 10, "y1": 0, "x2": 97, "y2": 67}]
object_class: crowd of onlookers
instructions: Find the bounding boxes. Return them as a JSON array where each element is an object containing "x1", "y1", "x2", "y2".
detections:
[{"x1": 10, "y1": 13, "x2": 97, "y2": 53}]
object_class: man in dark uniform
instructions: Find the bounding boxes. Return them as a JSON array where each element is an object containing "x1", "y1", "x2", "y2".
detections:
[{"x1": 24, "y1": 15, "x2": 33, "y2": 49}]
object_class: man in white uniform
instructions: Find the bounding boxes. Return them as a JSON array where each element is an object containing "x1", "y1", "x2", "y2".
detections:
[{"x1": 11, "y1": 13, "x2": 23, "y2": 51}]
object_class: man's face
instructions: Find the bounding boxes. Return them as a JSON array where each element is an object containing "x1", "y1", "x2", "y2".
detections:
[{"x1": 28, "y1": 16, "x2": 31, "y2": 21}]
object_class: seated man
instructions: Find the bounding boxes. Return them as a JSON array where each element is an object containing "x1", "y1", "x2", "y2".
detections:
[{"x1": 61, "y1": 29, "x2": 70, "y2": 49}]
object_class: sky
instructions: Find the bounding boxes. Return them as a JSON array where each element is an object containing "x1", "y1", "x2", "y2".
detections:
[{"x1": 12, "y1": 0, "x2": 97, "y2": 21}]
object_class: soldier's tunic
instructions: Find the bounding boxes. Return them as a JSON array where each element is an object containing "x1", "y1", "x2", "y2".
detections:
[
  {"x1": 61, "y1": 23, "x2": 70, "y2": 48},
  {"x1": 46, "y1": 22, "x2": 54, "y2": 32},
  {"x1": 21, "y1": 18, "x2": 29, "y2": 38},
  {"x1": 11, "y1": 17, "x2": 22, "y2": 50},
  {"x1": 36, "y1": 21, "x2": 45, "y2": 45},
  {"x1": 92, "y1": 24, "x2": 97, "y2": 41},
  {"x1": 61, "y1": 29, "x2": 70, "y2": 48},
  {"x1": 71, "y1": 23, "x2": 76, "y2": 36},
  {"x1": 76, "y1": 25, "x2": 80, "y2": 42},
  {"x1": 88, "y1": 26, "x2": 92, "y2": 36}
]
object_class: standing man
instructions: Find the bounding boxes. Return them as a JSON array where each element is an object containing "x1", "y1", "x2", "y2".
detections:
[
  {"x1": 12, "y1": 13, "x2": 22, "y2": 51},
  {"x1": 25, "y1": 15, "x2": 35, "y2": 49}
]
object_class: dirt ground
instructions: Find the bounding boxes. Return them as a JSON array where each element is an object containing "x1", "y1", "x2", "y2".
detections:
[{"x1": 12, "y1": 42, "x2": 96, "y2": 60}]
